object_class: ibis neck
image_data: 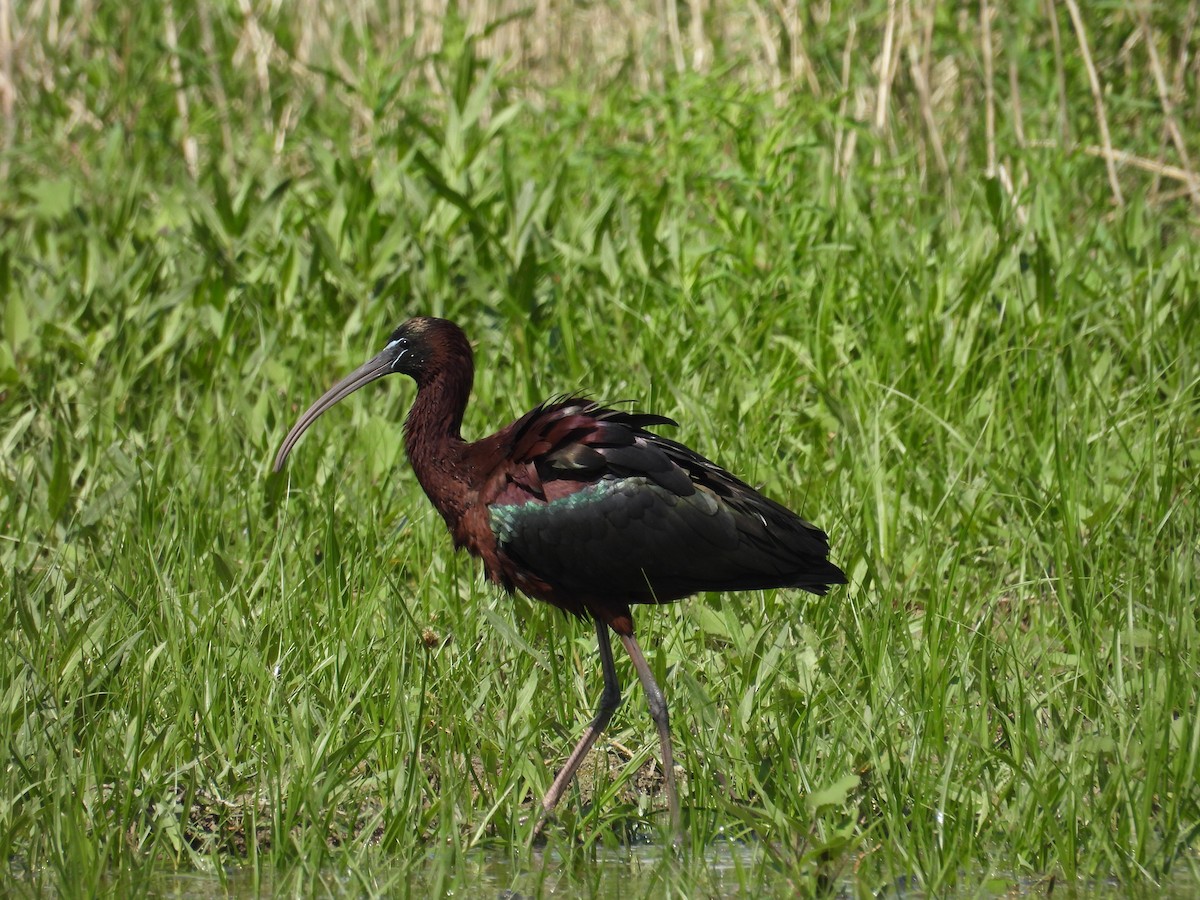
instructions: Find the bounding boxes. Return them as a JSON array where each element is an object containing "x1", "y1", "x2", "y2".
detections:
[{"x1": 402, "y1": 363, "x2": 473, "y2": 516}]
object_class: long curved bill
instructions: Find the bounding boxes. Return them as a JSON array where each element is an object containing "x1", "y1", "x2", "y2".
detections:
[{"x1": 273, "y1": 348, "x2": 398, "y2": 472}]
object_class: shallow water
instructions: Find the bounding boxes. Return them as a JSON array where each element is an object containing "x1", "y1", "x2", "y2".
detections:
[
  {"x1": 135, "y1": 841, "x2": 1199, "y2": 899},
  {"x1": 142, "y1": 843, "x2": 762, "y2": 899}
]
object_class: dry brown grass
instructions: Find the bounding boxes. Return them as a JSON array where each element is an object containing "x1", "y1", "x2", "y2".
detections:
[{"x1": 4, "y1": 1, "x2": 1199, "y2": 210}]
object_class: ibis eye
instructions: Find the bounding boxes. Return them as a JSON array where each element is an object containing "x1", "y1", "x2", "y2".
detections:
[{"x1": 385, "y1": 337, "x2": 412, "y2": 371}]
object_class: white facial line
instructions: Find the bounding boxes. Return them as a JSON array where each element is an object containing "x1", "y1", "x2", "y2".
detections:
[{"x1": 386, "y1": 340, "x2": 408, "y2": 371}]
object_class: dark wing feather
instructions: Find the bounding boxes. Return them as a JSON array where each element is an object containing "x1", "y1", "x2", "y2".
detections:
[{"x1": 486, "y1": 399, "x2": 846, "y2": 606}]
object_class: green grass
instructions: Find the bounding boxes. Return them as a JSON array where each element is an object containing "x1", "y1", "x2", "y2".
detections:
[{"x1": 3, "y1": 1, "x2": 1199, "y2": 896}]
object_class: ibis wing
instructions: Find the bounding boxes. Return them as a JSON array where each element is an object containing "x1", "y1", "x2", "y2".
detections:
[{"x1": 484, "y1": 399, "x2": 845, "y2": 604}]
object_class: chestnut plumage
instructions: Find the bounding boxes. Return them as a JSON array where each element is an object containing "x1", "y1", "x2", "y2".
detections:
[{"x1": 273, "y1": 316, "x2": 847, "y2": 839}]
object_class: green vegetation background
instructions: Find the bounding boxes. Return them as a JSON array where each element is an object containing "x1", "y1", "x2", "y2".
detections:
[{"x1": 2, "y1": 2, "x2": 1198, "y2": 896}]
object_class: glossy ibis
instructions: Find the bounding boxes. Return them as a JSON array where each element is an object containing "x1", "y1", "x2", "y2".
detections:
[{"x1": 273, "y1": 316, "x2": 846, "y2": 838}]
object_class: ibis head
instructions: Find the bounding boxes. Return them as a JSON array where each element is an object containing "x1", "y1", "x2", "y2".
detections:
[{"x1": 273, "y1": 318, "x2": 447, "y2": 472}]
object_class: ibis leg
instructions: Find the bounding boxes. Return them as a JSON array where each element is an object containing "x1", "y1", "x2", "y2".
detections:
[
  {"x1": 618, "y1": 631, "x2": 682, "y2": 841},
  {"x1": 538, "y1": 617, "x2": 622, "y2": 820}
]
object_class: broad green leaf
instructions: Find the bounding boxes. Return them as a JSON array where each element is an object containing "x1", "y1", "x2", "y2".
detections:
[
  {"x1": 27, "y1": 177, "x2": 75, "y2": 220},
  {"x1": 4, "y1": 292, "x2": 29, "y2": 349},
  {"x1": 806, "y1": 773, "x2": 860, "y2": 811}
]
